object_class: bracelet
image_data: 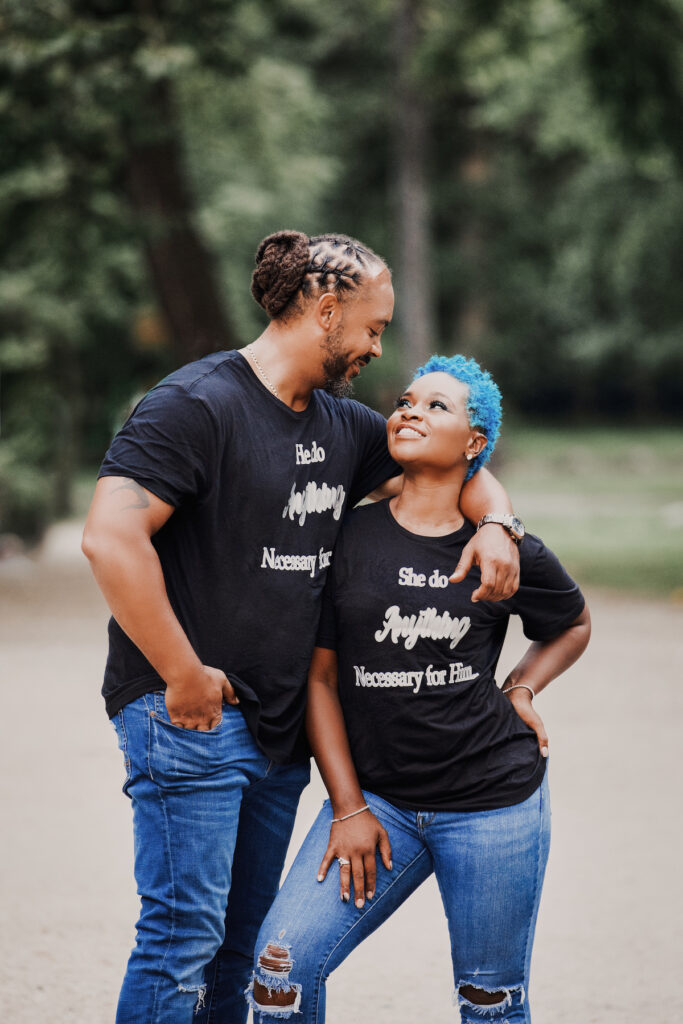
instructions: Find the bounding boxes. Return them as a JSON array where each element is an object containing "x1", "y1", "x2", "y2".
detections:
[
  {"x1": 502, "y1": 684, "x2": 535, "y2": 700},
  {"x1": 331, "y1": 804, "x2": 370, "y2": 823}
]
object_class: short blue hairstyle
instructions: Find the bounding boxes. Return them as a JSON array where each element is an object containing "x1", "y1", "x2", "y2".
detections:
[{"x1": 412, "y1": 354, "x2": 502, "y2": 480}]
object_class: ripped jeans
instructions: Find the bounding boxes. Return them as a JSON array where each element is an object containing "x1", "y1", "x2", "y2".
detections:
[
  {"x1": 112, "y1": 692, "x2": 309, "y2": 1024},
  {"x1": 249, "y1": 773, "x2": 550, "y2": 1024}
]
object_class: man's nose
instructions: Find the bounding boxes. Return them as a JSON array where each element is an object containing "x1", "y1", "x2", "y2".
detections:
[{"x1": 370, "y1": 337, "x2": 383, "y2": 358}]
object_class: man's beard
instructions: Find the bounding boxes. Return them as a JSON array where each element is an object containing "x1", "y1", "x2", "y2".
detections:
[{"x1": 321, "y1": 325, "x2": 360, "y2": 399}]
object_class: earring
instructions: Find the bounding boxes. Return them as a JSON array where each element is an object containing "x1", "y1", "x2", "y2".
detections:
[{"x1": 466, "y1": 454, "x2": 473, "y2": 461}]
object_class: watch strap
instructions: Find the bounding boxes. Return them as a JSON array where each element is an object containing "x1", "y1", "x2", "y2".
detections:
[{"x1": 476, "y1": 513, "x2": 525, "y2": 543}]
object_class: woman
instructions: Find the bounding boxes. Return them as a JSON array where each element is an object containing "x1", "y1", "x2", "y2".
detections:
[{"x1": 247, "y1": 355, "x2": 591, "y2": 1024}]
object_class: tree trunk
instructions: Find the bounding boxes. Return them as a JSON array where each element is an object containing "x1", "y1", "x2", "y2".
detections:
[
  {"x1": 393, "y1": 0, "x2": 435, "y2": 377},
  {"x1": 125, "y1": 79, "x2": 237, "y2": 365},
  {"x1": 454, "y1": 140, "x2": 491, "y2": 358}
]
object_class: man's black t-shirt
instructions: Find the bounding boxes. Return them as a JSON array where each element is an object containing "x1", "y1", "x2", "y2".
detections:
[
  {"x1": 98, "y1": 351, "x2": 399, "y2": 763},
  {"x1": 316, "y1": 500, "x2": 585, "y2": 811}
]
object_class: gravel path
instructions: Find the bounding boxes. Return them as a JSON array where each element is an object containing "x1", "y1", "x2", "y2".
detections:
[{"x1": 1, "y1": 520, "x2": 681, "y2": 1023}]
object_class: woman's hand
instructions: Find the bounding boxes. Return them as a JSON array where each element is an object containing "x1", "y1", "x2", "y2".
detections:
[
  {"x1": 316, "y1": 811, "x2": 392, "y2": 908},
  {"x1": 504, "y1": 687, "x2": 549, "y2": 758}
]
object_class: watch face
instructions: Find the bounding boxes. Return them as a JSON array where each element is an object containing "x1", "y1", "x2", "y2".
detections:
[{"x1": 508, "y1": 515, "x2": 525, "y2": 540}]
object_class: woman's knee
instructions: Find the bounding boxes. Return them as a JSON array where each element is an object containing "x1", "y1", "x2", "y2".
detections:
[
  {"x1": 456, "y1": 979, "x2": 526, "y2": 1021},
  {"x1": 247, "y1": 928, "x2": 322, "y2": 1019}
]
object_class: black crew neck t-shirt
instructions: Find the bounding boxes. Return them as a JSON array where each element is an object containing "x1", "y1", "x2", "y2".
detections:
[
  {"x1": 98, "y1": 350, "x2": 399, "y2": 762},
  {"x1": 316, "y1": 500, "x2": 585, "y2": 811}
]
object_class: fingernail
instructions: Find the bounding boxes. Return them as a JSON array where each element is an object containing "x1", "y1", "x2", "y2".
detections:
[
  {"x1": 342, "y1": 893, "x2": 349, "y2": 902},
  {"x1": 388, "y1": 861, "x2": 393, "y2": 870},
  {"x1": 541, "y1": 746, "x2": 549, "y2": 758},
  {"x1": 355, "y1": 898, "x2": 364, "y2": 908},
  {"x1": 366, "y1": 890, "x2": 374, "y2": 899},
  {"x1": 317, "y1": 874, "x2": 324, "y2": 882}
]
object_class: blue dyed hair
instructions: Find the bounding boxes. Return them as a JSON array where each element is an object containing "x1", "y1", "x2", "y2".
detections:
[{"x1": 412, "y1": 354, "x2": 502, "y2": 480}]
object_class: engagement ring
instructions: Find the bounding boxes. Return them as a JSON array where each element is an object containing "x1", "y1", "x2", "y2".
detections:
[{"x1": 337, "y1": 857, "x2": 350, "y2": 867}]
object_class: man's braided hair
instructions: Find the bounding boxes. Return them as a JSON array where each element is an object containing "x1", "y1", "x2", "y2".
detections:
[{"x1": 251, "y1": 230, "x2": 388, "y2": 320}]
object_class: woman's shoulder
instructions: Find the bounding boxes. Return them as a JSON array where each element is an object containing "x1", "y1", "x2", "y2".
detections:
[
  {"x1": 342, "y1": 498, "x2": 389, "y2": 532},
  {"x1": 518, "y1": 532, "x2": 580, "y2": 592}
]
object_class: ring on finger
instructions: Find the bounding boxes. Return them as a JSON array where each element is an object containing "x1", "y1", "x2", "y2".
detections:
[{"x1": 337, "y1": 857, "x2": 350, "y2": 867}]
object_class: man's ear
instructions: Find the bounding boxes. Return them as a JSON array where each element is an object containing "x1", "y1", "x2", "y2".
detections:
[{"x1": 316, "y1": 292, "x2": 342, "y2": 332}]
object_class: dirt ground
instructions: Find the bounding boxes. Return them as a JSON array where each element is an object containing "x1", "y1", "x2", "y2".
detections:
[{"x1": 1, "y1": 519, "x2": 681, "y2": 1023}]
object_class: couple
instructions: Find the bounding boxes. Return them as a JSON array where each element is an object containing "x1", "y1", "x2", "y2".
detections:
[{"x1": 83, "y1": 230, "x2": 589, "y2": 1024}]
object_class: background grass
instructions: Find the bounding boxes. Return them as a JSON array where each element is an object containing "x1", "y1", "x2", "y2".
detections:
[{"x1": 494, "y1": 426, "x2": 683, "y2": 597}]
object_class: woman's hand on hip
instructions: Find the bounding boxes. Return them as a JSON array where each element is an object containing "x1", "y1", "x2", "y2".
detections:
[
  {"x1": 505, "y1": 687, "x2": 549, "y2": 758},
  {"x1": 316, "y1": 811, "x2": 393, "y2": 908}
]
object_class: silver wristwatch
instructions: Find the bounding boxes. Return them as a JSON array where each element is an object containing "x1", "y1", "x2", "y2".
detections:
[{"x1": 476, "y1": 513, "x2": 526, "y2": 544}]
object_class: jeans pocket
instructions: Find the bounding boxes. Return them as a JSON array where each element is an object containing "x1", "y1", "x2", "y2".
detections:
[
  {"x1": 151, "y1": 690, "x2": 224, "y2": 733},
  {"x1": 147, "y1": 692, "x2": 241, "y2": 781}
]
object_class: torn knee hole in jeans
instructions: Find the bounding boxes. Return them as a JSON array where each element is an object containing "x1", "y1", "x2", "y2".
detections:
[
  {"x1": 177, "y1": 983, "x2": 206, "y2": 1014},
  {"x1": 246, "y1": 932, "x2": 302, "y2": 1019},
  {"x1": 456, "y1": 979, "x2": 525, "y2": 1018}
]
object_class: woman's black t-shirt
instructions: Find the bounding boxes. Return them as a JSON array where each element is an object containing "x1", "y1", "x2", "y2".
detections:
[{"x1": 316, "y1": 499, "x2": 585, "y2": 811}]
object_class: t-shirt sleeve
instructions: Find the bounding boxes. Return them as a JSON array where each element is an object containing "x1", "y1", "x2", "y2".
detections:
[
  {"x1": 315, "y1": 572, "x2": 338, "y2": 650},
  {"x1": 347, "y1": 402, "x2": 402, "y2": 506},
  {"x1": 510, "y1": 535, "x2": 586, "y2": 641},
  {"x1": 98, "y1": 385, "x2": 219, "y2": 507}
]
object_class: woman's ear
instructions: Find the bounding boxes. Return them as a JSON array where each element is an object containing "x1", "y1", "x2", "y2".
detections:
[{"x1": 466, "y1": 432, "x2": 488, "y2": 460}]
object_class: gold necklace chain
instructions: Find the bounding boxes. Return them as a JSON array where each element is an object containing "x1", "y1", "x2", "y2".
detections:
[{"x1": 247, "y1": 344, "x2": 279, "y2": 399}]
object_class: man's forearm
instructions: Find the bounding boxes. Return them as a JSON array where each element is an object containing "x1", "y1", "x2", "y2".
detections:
[
  {"x1": 85, "y1": 532, "x2": 202, "y2": 687},
  {"x1": 364, "y1": 474, "x2": 403, "y2": 502},
  {"x1": 459, "y1": 467, "x2": 513, "y2": 524}
]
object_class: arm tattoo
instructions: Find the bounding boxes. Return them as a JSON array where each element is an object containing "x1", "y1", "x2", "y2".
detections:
[{"x1": 112, "y1": 478, "x2": 151, "y2": 511}]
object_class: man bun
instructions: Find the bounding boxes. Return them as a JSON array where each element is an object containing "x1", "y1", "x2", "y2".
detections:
[{"x1": 251, "y1": 230, "x2": 310, "y2": 318}]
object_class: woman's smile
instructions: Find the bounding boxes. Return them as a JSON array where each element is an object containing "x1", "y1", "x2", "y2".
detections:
[{"x1": 394, "y1": 424, "x2": 425, "y2": 439}]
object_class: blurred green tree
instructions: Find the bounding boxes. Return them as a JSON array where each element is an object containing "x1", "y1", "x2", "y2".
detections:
[
  {"x1": 0, "y1": 0, "x2": 335, "y2": 537},
  {"x1": 1, "y1": 0, "x2": 682, "y2": 542}
]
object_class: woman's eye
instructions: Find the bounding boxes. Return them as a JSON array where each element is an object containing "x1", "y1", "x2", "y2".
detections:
[
  {"x1": 430, "y1": 400, "x2": 447, "y2": 410},
  {"x1": 394, "y1": 397, "x2": 410, "y2": 409}
]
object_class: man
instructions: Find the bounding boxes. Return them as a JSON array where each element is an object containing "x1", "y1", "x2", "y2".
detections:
[{"x1": 82, "y1": 230, "x2": 521, "y2": 1023}]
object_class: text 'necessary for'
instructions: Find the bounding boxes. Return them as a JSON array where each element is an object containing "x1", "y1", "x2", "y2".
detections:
[
  {"x1": 353, "y1": 662, "x2": 479, "y2": 695},
  {"x1": 261, "y1": 546, "x2": 332, "y2": 578}
]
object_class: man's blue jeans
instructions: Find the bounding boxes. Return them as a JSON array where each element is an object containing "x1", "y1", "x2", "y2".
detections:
[
  {"x1": 112, "y1": 692, "x2": 310, "y2": 1024},
  {"x1": 249, "y1": 774, "x2": 550, "y2": 1024}
]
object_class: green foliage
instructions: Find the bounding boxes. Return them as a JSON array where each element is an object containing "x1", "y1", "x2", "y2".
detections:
[
  {"x1": 497, "y1": 425, "x2": 683, "y2": 596},
  {"x1": 1, "y1": 0, "x2": 683, "y2": 549},
  {"x1": 416, "y1": 0, "x2": 683, "y2": 419},
  {"x1": 0, "y1": 0, "x2": 337, "y2": 538},
  {"x1": 178, "y1": 55, "x2": 338, "y2": 340}
]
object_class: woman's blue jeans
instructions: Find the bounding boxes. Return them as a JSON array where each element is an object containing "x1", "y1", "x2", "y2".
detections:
[
  {"x1": 112, "y1": 692, "x2": 310, "y2": 1024},
  {"x1": 250, "y1": 774, "x2": 550, "y2": 1024}
]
